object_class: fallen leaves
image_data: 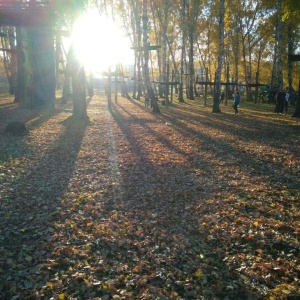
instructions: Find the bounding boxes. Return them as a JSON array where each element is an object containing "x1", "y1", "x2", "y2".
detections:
[{"x1": 0, "y1": 95, "x2": 299, "y2": 299}]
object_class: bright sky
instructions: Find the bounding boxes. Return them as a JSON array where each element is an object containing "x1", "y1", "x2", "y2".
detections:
[{"x1": 71, "y1": 9, "x2": 134, "y2": 76}]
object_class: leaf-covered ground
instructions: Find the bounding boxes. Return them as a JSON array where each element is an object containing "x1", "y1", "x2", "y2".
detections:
[{"x1": 0, "y1": 94, "x2": 299, "y2": 300}]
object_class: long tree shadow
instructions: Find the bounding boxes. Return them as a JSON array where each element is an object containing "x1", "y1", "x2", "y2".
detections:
[
  {"x1": 1, "y1": 95, "x2": 296, "y2": 299},
  {"x1": 0, "y1": 114, "x2": 87, "y2": 298},
  {"x1": 107, "y1": 98, "x2": 300, "y2": 298},
  {"x1": 129, "y1": 98, "x2": 299, "y2": 186},
  {"x1": 0, "y1": 110, "x2": 72, "y2": 165},
  {"x1": 0, "y1": 101, "x2": 60, "y2": 130},
  {"x1": 105, "y1": 101, "x2": 258, "y2": 298},
  {"x1": 0, "y1": 100, "x2": 75, "y2": 164},
  {"x1": 160, "y1": 103, "x2": 300, "y2": 189},
  {"x1": 157, "y1": 102, "x2": 300, "y2": 296}
]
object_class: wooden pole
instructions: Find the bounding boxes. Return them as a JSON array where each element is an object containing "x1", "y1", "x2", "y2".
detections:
[
  {"x1": 213, "y1": 72, "x2": 217, "y2": 103},
  {"x1": 115, "y1": 71, "x2": 118, "y2": 103},
  {"x1": 255, "y1": 72, "x2": 259, "y2": 104},
  {"x1": 107, "y1": 66, "x2": 112, "y2": 111},
  {"x1": 204, "y1": 67, "x2": 208, "y2": 106},
  {"x1": 166, "y1": 63, "x2": 169, "y2": 106},
  {"x1": 171, "y1": 70, "x2": 174, "y2": 103},
  {"x1": 226, "y1": 65, "x2": 229, "y2": 105}
]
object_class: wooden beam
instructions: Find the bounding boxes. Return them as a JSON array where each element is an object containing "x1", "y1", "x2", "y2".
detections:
[
  {"x1": 196, "y1": 82, "x2": 266, "y2": 87},
  {"x1": 131, "y1": 45, "x2": 161, "y2": 51},
  {"x1": 288, "y1": 54, "x2": 300, "y2": 62},
  {"x1": 151, "y1": 81, "x2": 180, "y2": 85}
]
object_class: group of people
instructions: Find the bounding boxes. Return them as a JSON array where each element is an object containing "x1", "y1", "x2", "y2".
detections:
[
  {"x1": 274, "y1": 89, "x2": 290, "y2": 114},
  {"x1": 220, "y1": 88, "x2": 290, "y2": 115}
]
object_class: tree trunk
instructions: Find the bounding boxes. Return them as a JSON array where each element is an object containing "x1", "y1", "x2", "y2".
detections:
[
  {"x1": 247, "y1": 33, "x2": 253, "y2": 101},
  {"x1": 188, "y1": 5, "x2": 196, "y2": 101},
  {"x1": 212, "y1": 0, "x2": 225, "y2": 113},
  {"x1": 255, "y1": 41, "x2": 264, "y2": 103},
  {"x1": 27, "y1": 26, "x2": 55, "y2": 108},
  {"x1": 276, "y1": 0, "x2": 283, "y2": 88},
  {"x1": 287, "y1": 23, "x2": 293, "y2": 92},
  {"x1": 150, "y1": 0, "x2": 163, "y2": 99},
  {"x1": 142, "y1": 0, "x2": 160, "y2": 113},
  {"x1": 132, "y1": 52, "x2": 137, "y2": 99},
  {"x1": 178, "y1": 0, "x2": 187, "y2": 103},
  {"x1": 162, "y1": 0, "x2": 169, "y2": 103},
  {"x1": 107, "y1": 66, "x2": 112, "y2": 111},
  {"x1": 271, "y1": 42, "x2": 277, "y2": 88},
  {"x1": 188, "y1": 0, "x2": 200, "y2": 101},
  {"x1": 292, "y1": 76, "x2": 300, "y2": 118},
  {"x1": 137, "y1": 54, "x2": 143, "y2": 100},
  {"x1": 151, "y1": 1, "x2": 179, "y2": 97},
  {"x1": 8, "y1": 27, "x2": 17, "y2": 95},
  {"x1": 231, "y1": 29, "x2": 239, "y2": 90},
  {"x1": 62, "y1": 46, "x2": 72, "y2": 103},
  {"x1": 1, "y1": 40, "x2": 13, "y2": 95},
  {"x1": 14, "y1": 27, "x2": 27, "y2": 106},
  {"x1": 207, "y1": 23, "x2": 213, "y2": 83},
  {"x1": 137, "y1": 16, "x2": 143, "y2": 100},
  {"x1": 132, "y1": 0, "x2": 142, "y2": 100},
  {"x1": 241, "y1": 34, "x2": 250, "y2": 99},
  {"x1": 70, "y1": 46, "x2": 88, "y2": 120},
  {"x1": 0, "y1": 27, "x2": 17, "y2": 95}
]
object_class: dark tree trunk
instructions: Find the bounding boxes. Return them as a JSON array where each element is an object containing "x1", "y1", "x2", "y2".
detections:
[
  {"x1": 130, "y1": 0, "x2": 142, "y2": 100},
  {"x1": 27, "y1": 26, "x2": 55, "y2": 108},
  {"x1": 293, "y1": 100, "x2": 300, "y2": 118},
  {"x1": 142, "y1": 0, "x2": 160, "y2": 113},
  {"x1": 135, "y1": 8, "x2": 143, "y2": 100},
  {"x1": 14, "y1": 27, "x2": 27, "y2": 106},
  {"x1": 8, "y1": 74, "x2": 15, "y2": 95},
  {"x1": 150, "y1": 1, "x2": 163, "y2": 99},
  {"x1": 287, "y1": 23, "x2": 293, "y2": 92},
  {"x1": 132, "y1": 53, "x2": 137, "y2": 99},
  {"x1": 212, "y1": 0, "x2": 225, "y2": 113},
  {"x1": 162, "y1": 0, "x2": 169, "y2": 104},
  {"x1": 178, "y1": 0, "x2": 187, "y2": 103},
  {"x1": 1, "y1": 27, "x2": 16, "y2": 95},
  {"x1": 292, "y1": 76, "x2": 300, "y2": 118},
  {"x1": 61, "y1": 46, "x2": 73, "y2": 103},
  {"x1": 188, "y1": 17, "x2": 195, "y2": 100},
  {"x1": 70, "y1": 47, "x2": 88, "y2": 120},
  {"x1": 187, "y1": 0, "x2": 199, "y2": 100},
  {"x1": 276, "y1": 0, "x2": 283, "y2": 88}
]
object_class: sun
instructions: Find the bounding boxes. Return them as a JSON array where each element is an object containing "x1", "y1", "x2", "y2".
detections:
[{"x1": 71, "y1": 9, "x2": 133, "y2": 75}]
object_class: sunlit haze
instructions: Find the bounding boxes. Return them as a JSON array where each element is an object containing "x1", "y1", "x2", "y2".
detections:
[{"x1": 71, "y1": 9, "x2": 134, "y2": 75}]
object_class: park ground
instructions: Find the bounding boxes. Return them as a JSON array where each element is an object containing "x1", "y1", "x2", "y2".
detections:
[{"x1": 0, "y1": 92, "x2": 299, "y2": 300}]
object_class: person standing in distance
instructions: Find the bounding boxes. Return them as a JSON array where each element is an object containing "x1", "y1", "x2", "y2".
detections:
[
  {"x1": 275, "y1": 89, "x2": 286, "y2": 113},
  {"x1": 233, "y1": 91, "x2": 241, "y2": 114},
  {"x1": 220, "y1": 91, "x2": 225, "y2": 104},
  {"x1": 284, "y1": 89, "x2": 290, "y2": 113}
]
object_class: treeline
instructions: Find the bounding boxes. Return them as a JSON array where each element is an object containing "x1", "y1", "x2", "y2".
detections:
[
  {"x1": 103, "y1": 0, "x2": 300, "y2": 100},
  {"x1": 0, "y1": 0, "x2": 299, "y2": 117}
]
